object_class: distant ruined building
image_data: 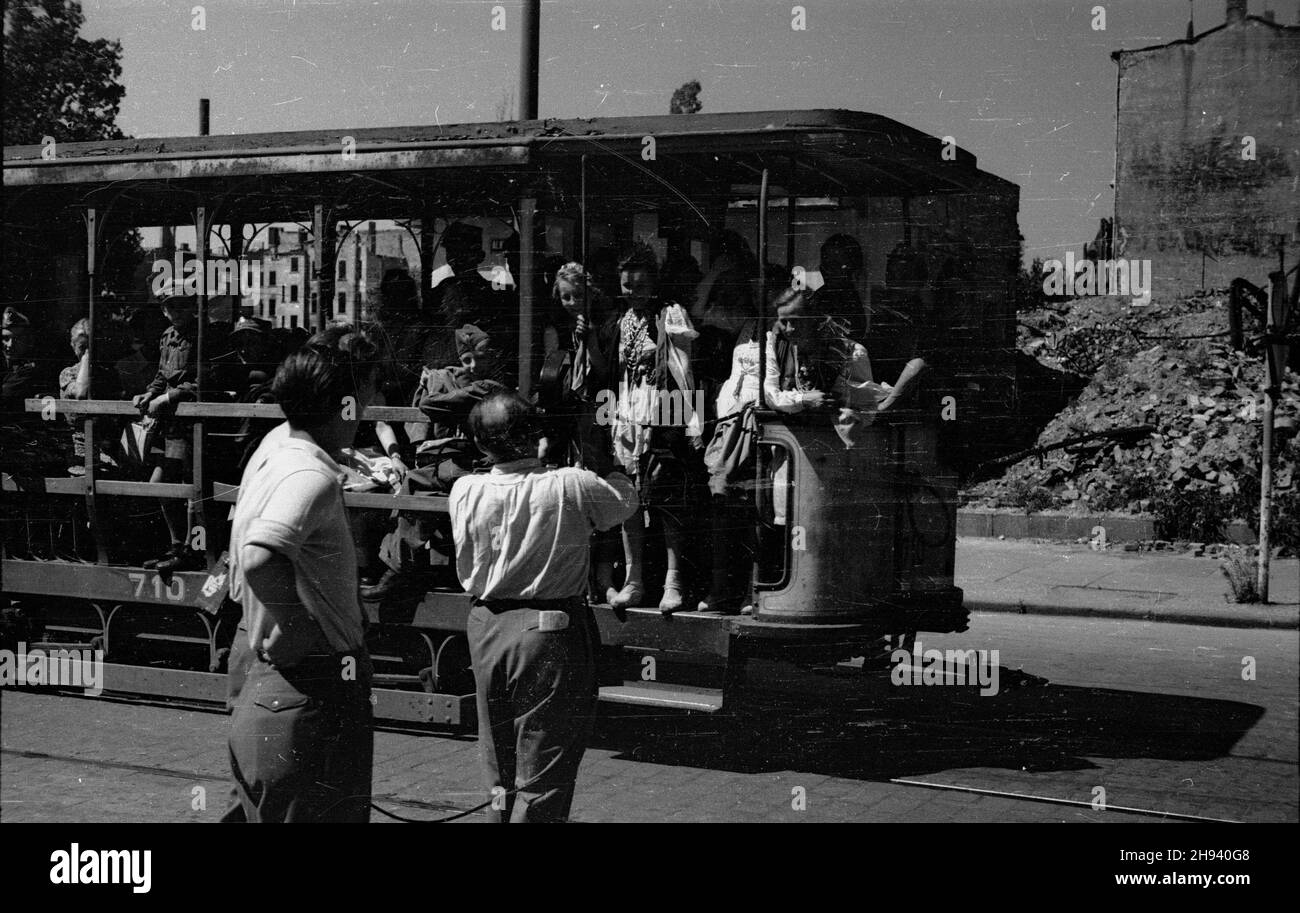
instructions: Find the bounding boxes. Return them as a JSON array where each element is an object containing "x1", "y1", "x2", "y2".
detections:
[{"x1": 1111, "y1": 0, "x2": 1300, "y2": 297}]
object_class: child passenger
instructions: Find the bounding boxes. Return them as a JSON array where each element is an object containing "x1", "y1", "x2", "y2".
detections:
[
  {"x1": 132, "y1": 281, "x2": 211, "y2": 572},
  {"x1": 588, "y1": 246, "x2": 704, "y2": 613}
]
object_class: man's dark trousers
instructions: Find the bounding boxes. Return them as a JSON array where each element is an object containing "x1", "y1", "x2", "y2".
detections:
[
  {"x1": 466, "y1": 599, "x2": 598, "y2": 823},
  {"x1": 228, "y1": 652, "x2": 374, "y2": 823}
]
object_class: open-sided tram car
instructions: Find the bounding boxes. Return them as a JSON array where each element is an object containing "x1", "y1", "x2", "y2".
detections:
[{"x1": 2, "y1": 110, "x2": 1020, "y2": 724}]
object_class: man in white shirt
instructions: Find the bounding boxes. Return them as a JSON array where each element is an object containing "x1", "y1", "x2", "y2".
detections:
[
  {"x1": 226, "y1": 343, "x2": 379, "y2": 823},
  {"x1": 450, "y1": 392, "x2": 639, "y2": 822}
]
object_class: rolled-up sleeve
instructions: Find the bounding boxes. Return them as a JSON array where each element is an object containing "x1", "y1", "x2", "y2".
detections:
[
  {"x1": 578, "y1": 470, "x2": 639, "y2": 531},
  {"x1": 241, "y1": 469, "x2": 333, "y2": 562}
]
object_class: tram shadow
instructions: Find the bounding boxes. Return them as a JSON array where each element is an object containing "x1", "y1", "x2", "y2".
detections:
[{"x1": 591, "y1": 663, "x2": 1265, "y2": 783}]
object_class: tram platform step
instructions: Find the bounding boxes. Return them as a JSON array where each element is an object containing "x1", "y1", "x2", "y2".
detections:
[{"x1": 599, "y1": 680, "x2": 724, "y2": 712}]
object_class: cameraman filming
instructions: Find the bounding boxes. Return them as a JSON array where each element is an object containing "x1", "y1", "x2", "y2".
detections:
[{"x1": 450, "y1": 391, "x2": 638, "y2": 823}]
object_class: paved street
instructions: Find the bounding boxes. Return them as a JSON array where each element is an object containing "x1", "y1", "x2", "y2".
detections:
[{"x1": 3, "y1": 610, "x2": 1295, "y2": 823}]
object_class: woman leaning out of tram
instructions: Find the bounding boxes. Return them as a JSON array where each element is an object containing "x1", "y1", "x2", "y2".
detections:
[{"x1": 700, "y1": 286, "x2": 890, "y2": 613}]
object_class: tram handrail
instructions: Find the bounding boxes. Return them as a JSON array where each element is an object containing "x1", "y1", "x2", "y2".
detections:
[{"x1": 24, "y1": 398, "x2": 428, "y2": 423}]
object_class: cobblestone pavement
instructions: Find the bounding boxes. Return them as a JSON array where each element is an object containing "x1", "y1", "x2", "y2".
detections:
[{"x1": 3, "y1": 613, "x2": 1295, "y2": 823}]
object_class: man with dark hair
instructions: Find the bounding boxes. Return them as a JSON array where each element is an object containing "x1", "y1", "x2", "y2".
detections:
[
  {"x1": 225, "y1": 343, "x2": 379, "y2": 823},
  {"x1": 451, "y1": 391, "x2": 638, "y2": 822}
]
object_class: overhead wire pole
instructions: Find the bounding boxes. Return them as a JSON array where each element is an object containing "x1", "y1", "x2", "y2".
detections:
[
  {"x1": 1257, "y1": 243, "x2": 1291, "y2": 603},
  {"x1": 520, "y1": 0, "x2": 540, "y2": 120},
  {"x1": 516, "y1": 0, "x2": 541, "y2": 394}
]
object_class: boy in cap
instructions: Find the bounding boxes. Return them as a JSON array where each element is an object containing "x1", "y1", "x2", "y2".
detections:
[
  {"x1": 210, "y1": 316, "x2": 280, "y2": 481},
  {"x1": 363, "y1": 324, "x2": 507, "y2": 601}
]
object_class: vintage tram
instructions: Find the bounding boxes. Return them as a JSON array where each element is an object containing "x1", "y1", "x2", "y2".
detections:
[{"x1": 2, "y1": 109, "x2": 1020, "y2": 723}]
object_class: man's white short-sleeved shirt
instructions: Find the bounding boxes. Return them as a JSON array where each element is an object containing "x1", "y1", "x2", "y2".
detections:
[
  {"x1": 229, "y1": 423, "x2": 366, "y2": 654},
  {"x1": 449, "y1": 457, "x2": 639, "y2": 601}
]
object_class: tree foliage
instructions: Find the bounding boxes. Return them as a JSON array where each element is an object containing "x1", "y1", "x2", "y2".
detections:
[
  {"x1": 3, "y1": 0, "x2": 126, "y2": 144},
  {"x1": 3, "y1": 1, "x2": 139, "y2": 317},
  {"x1": 669, "y1": 80, "x2": 702, "y2": 115}
]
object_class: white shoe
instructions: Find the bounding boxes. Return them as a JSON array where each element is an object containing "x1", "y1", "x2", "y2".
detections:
[
  {"x1": 659, "y1": 577, "x2": 685, "y2": 614},
  {"x1": 610, "y1": 582, "x2": 645, "y2": 609}
]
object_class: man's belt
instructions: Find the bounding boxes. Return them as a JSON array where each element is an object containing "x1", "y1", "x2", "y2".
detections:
[{"x1": 475, "y1": 595, "x2": 586, "y2": 611}]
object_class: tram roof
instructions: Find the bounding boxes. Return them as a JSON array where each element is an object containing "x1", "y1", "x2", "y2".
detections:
[{"x1": 4, "y1": 109, "x2": 1013, "y2": 193}]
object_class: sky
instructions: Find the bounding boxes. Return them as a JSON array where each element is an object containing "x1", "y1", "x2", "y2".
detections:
[{"x1": 76, "y1": 0, "x2": 1300, "y2": 265}]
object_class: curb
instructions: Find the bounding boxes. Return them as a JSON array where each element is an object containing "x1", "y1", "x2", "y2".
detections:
[
  {"x1": 964, "y1": 598, "x2": 1300, "y2": 630},
  {"x1": 956, "y1": 509, "x2": 1259, "y2": 544}
]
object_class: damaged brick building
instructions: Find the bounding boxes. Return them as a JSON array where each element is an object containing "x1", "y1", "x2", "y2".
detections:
[{"x1": 1112, "y1": 0, "x2": 1300, "y2": 298}]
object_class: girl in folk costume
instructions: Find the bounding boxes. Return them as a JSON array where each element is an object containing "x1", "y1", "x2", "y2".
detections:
[
  {"x1": 768, "y1": 289, "x2": 890, "y2": 447},
  {"x1": 589, "y1": 246, "x2": 705, "y2": 613},
  {"x1": 542, "y1": 262, "x2": 620, "y2": 599}
]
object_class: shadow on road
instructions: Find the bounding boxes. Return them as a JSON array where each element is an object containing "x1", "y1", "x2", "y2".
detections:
[{"x1": 592, "y1": 666, "x2": 1265, "y2": 783}]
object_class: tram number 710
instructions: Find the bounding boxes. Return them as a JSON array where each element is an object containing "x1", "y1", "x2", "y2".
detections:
[{"x1": 128, "y1": 572, "x2": 186, "y2": 602}]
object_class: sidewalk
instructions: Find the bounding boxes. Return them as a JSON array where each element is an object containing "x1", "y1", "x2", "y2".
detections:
[{"x1": 955, "y1": 537, "x2": 1300, "y2": 629}]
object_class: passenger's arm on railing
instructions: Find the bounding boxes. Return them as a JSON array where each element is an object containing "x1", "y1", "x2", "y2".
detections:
[
  {"x1": 369, "y1": 389, "x2": 407, "y2": 479},
  {"x1": 762, "y1": 343, "x2": 824, "y2": 412},
  {"x1": 61, "y1": 351, "x2": 93, "y2": 400},
  {"x1": 877, "y1": 357, "x2": 928, "y2": 412}
]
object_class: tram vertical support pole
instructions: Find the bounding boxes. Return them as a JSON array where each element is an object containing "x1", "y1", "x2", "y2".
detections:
[
  {"x1": 420, "y1": 198, "x2": 436, "y2": 321},
  {"x1": 320, "y1": 214, "x2": 337, "y2": 328},
  {"x1": 580, "y1": 153, "x2": 589, "y2": 360},
  {"x1": 193, "y1": 206, "x2": 211, "y2": 569},
  {"x1": 756, "y1": 169, "x2": 769, "y2": 409},
  {"x1": 82, "y1": 207, "x2": 108, "y2": 564},
  {"x1": 580, "y1": 155, "x2": 588, "y2": 272},
  {"x1": 786, "y1": 157, "x2": 797, "y2": 278},
  {"x1": 312, "y1": 204, "x2": 330, "y2": 333},
  {"x1": 518, "y1": 196, "x2": 537, "y2": 397},
  {"x1": 229, "y1": 219, "x2": 245, "y2": 314}
]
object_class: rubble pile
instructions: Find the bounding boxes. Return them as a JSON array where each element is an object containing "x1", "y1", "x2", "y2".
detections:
[{"x1": 966, "y1": 295, "x2": 1299, "y2": 547}]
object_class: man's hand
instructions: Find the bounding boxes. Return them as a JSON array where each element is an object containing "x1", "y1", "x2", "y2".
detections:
[
  {"x1": 387, "y1": 454, "x2": 409, "y2": 483},
  {"x1": 146, "y1": 392, "x2": 174, "y2": 416},
  {"x1": 132, "y1": 392, "x2": 152, "y2": 414},
  {"x1": 802, "y1": 391, "x2": 827, "y2": 409}
]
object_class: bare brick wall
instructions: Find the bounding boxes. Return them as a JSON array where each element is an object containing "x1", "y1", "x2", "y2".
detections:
[{"x1": 1114, "y1": 18, "x2": 1300, "y2": 297}]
